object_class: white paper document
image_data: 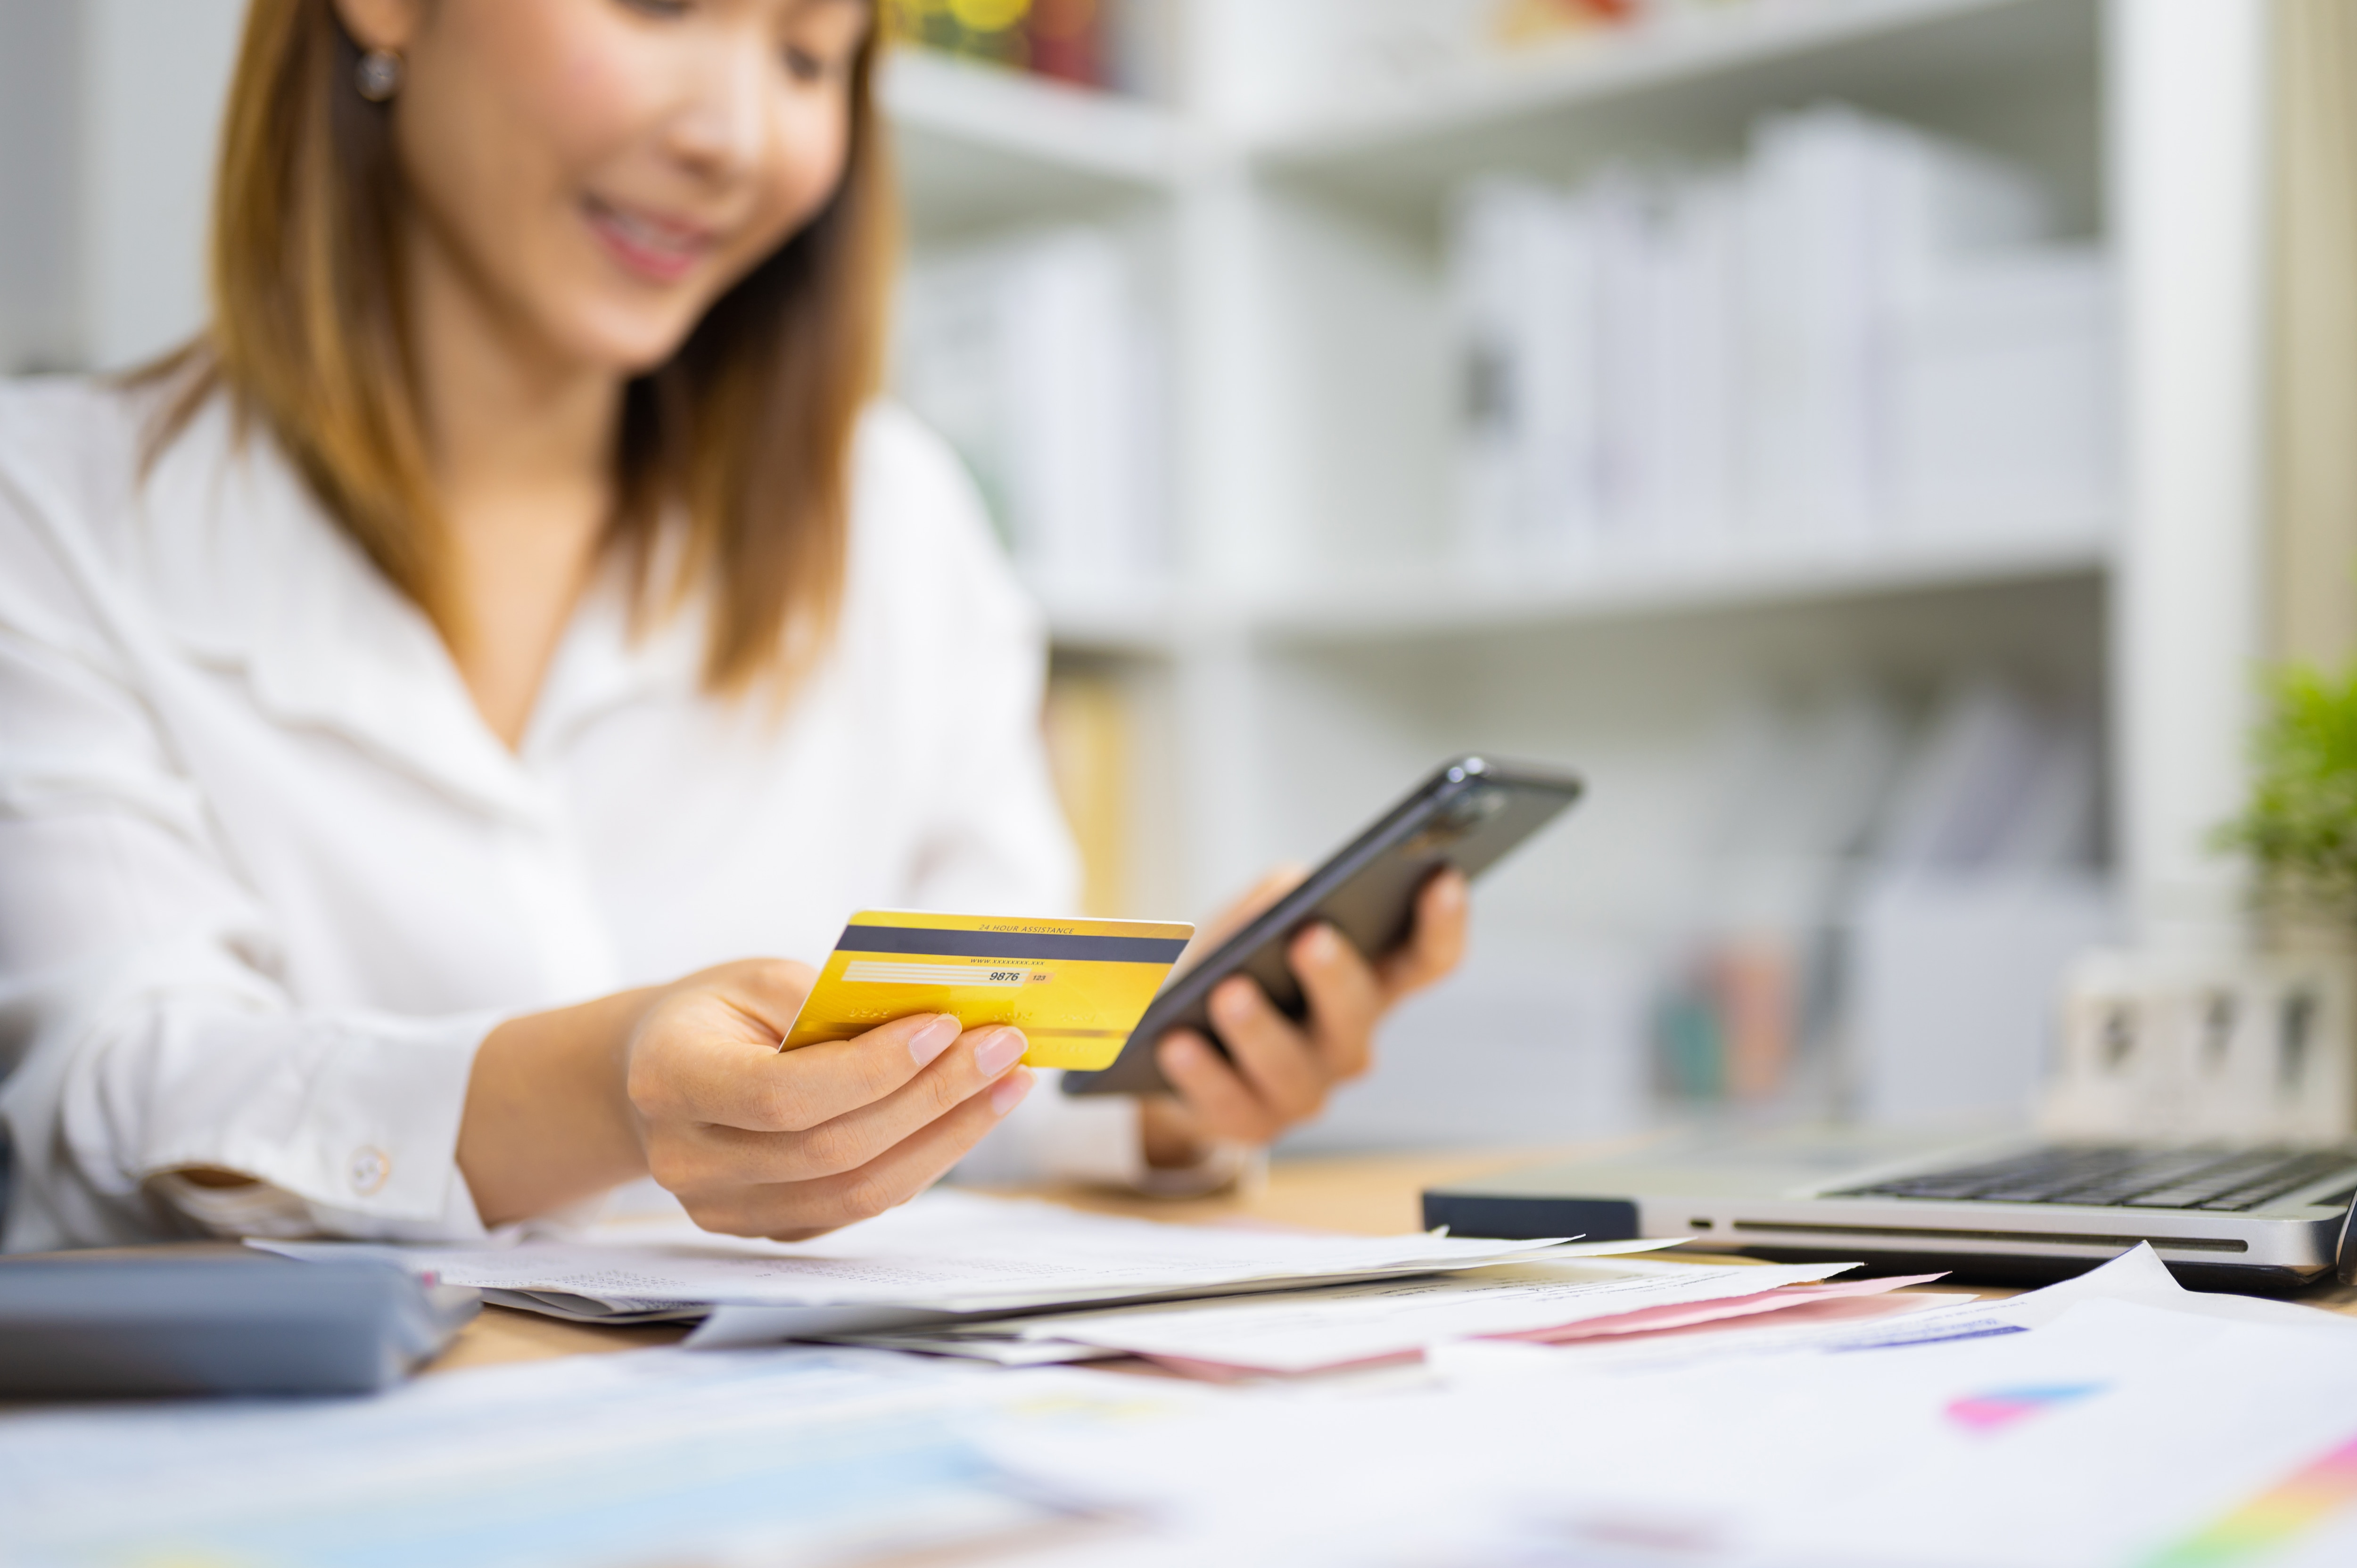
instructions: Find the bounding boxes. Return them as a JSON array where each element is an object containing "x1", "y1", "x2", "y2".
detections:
[
  {"x1": 255, "y1": 1191, "x2": 1583, "y2": 1337},
  {"x1": 1978, "y1": 1240, "x2": 2357, "y2": 1336},
  {"x1": 972, "y1": 1256, "x2": 1864, "y2": 1374}
]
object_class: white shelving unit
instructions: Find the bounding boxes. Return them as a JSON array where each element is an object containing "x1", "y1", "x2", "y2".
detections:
[
  {"x1": 1250, "y1": 525, "x2": 2115, "y2": 642},
  {"x1": 880, "y1": 49, "x2": 1192, "y2": 241},
  {"x1": 888, "y1": 0, "x2": 2270, "y2": 1149},
  {"x1": 1035, "y1": 520, "x2": 2115, "y2": 651}
]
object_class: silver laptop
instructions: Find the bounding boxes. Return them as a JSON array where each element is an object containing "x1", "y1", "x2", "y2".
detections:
[{"x1": 1422, "y1": 1127, "x2": 2357, "y2": 1289}]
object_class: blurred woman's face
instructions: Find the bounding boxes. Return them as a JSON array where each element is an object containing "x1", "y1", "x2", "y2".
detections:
[{"x1": 342, "y1": 0, "x2": 870, "y2": 376}]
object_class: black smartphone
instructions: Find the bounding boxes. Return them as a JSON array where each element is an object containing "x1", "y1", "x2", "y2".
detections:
[{"x1": 1061, "y1": 755, "x2": 1583, "y2": 1098}]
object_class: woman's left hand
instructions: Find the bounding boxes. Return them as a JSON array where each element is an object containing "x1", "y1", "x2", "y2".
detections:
[{"x1": 1138, "y1": 867, "x2": 1469, "y2": 1166}]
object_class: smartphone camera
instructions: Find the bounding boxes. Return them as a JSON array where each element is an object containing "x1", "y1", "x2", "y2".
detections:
[
  {"x1": 1406, "y1": 785, "x2": 1508, "y2": 853},
  {"x1": 1443, "y1": 785, "x2": 1510, "y2": 829}
]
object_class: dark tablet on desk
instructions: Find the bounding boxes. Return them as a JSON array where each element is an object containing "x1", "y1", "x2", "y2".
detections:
[{"x1": 0, "y1": 1246, "x2": 478, "y2": 1397}]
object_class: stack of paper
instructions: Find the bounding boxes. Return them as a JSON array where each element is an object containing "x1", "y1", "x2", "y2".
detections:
[
  {"x1": 836, "y1": 1256, "x2": 1951, "y2": 1378},
  {"x1": 259, "y1": 1192, "x2": 1951, "y2": 1379},
  {"x1": 257, "y1": 1191, "x2": 1591, "y2": 1343}
]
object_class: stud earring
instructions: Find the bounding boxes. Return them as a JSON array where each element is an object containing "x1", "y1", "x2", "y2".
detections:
[{"x1": 355, "y1": 48, "x2": 404, "y2": 102}]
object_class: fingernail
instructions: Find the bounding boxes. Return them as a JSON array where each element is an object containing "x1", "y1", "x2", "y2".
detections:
[
  {"x1": 1301, "y1": 926, "x2": 1337, "y2": 963},
  {"x1": 989, "y1": 1067, "x2": 1034, "y2": 1116},
  {"x1": 908, "y1": 1014, "x2": 960, "y2": 1068},
  {"x1": 1213, "y1": 981, "x2": 1253, "y2": 1023},
  {"x1": 974, "y1": 1028, "x2": 1027, "y2": 1077}
]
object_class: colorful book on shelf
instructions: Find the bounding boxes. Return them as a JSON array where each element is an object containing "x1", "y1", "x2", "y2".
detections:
[
  {"x1": 1654, "y1": 936, "x2": 1799, "y2": 1106},
  {"x1": 1042, "y1": 669, "x2": 1132, "y2": 918},
  {"x1": 885, "y1": 0, "x2": 1130, "y2": 93}
]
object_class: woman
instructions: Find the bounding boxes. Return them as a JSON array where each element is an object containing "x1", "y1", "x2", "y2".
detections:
[{"x1": 0, "y1": 0, "x2": 1466, "y2": 1251}]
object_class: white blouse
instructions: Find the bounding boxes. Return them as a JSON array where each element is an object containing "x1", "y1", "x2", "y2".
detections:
[{"x1": 0, "y1": 376, "x2": 1167, "y2": 1253}]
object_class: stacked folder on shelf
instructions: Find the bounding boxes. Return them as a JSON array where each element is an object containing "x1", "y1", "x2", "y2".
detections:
[{"x1": 1449, "y1": 102, "x2": 2113, "y2": 565}]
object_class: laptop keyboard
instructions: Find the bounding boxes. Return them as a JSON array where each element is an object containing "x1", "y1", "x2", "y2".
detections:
[{"x1": 1830, "y1": 1145, "x2": 2357, "y2": 1213}]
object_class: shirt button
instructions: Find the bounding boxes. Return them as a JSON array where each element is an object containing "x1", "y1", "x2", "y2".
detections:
[{"x1": 348, "y1": 1146, "x2": 391, "y2": 1196}]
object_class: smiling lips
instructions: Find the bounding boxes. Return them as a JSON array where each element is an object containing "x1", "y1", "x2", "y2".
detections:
[{"x1": 584, "y1": 195, "x2": 716, "y2": 283}]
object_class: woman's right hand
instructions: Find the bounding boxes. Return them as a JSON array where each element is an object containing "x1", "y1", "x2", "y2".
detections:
[
  {"x1": 625, "y1": 960, "x2": 1033, "y2": 1240},
  {"x1": 458, "y1": 959, "x2": 1032, "y2": 1237}
]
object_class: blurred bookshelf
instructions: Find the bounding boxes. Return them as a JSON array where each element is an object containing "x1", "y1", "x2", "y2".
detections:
[{"x1": 882, "y1": 0, "x2": 2261, "y2": 1152}]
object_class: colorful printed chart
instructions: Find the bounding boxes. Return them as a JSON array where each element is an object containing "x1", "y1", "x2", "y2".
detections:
[
  {"x1": 1944, "y1": 1383, "x2": 2106, "y2": 1435},
  {"x1": 2143, "y1": 1433, "x2": 2357, "y2": 1568}
]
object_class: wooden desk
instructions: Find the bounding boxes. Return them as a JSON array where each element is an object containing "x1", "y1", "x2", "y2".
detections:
[{"x1": 427, "y1": 1146, "x2": 2357, "y2": 1373}]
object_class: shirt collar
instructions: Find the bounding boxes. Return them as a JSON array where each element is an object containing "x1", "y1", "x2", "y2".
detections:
[{"x1": 135, "y1": 394, "x2": 697, "y2": 821}]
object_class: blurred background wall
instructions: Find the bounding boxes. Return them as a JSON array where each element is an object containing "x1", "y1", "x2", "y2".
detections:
[
  {"x1": 0, "y1": 0, "x2": 244, "y2": 371},
  {"x1": 5, "y1": 0, "x2": 2332, "y2": 1154}
]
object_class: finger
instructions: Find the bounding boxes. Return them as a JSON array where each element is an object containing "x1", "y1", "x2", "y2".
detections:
[
  {"x1": 689, "y1": 1067, "x2": 1036, "y2": 1241},
  {"x1": 1379, "y1": 869, "x2": 1469, "y2": 998},
  {"x1": 1289, "y1": 922, "x2": 1384, "y2": 1083},
  {"x1": 624, "y1": 960, "x2": 824, "y2": 1123},
  {"x1": 670, "y1": 958, "x2": 818, "y2": 1037},
  {"x1": 1156, "y1": 1031, "x2": 1279, "y2": 1145},
  {"x1": 646, "y1": 1007, "x2": 963, "y2": 1132},
  {"x1": 662, "y1": 1025, "x2": 1029, "y2": 1188},
  {"x1": 1207, "y1": 977, "x2": 1327, "y2": 1123}
]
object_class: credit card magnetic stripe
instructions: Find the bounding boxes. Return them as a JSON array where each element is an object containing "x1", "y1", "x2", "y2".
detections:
[{"x1": 835, "y1": 924, "x2": 1190, "y2": 964}]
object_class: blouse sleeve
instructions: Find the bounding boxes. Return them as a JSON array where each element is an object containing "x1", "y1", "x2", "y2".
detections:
[{"x1": 0, "y1": 447, "x2": 498, "y2": 1252}]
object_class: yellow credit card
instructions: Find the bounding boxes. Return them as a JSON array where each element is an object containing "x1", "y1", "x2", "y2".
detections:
[{"x1": 780, "y1": 910, "x2": 1195, "y2": 1071}]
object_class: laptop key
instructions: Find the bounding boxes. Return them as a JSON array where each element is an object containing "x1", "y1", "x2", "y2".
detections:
[
  {"x1": 2124, "y1": 1188, "x2": 2233, "y2": 1208},
  {"x1": 2112, "y1": 1158, "x2": 2296, "y2": 1202},
  {"x1": 2193, "y1": 1156, "x2": 2357, "y2": 1211},
  {"x1": 2051, "y1": 1161, "x2": 2250, "y2": 1205},
  {"x1": 1832, "y1": 1145, "x2": 2357, "y2": 1210},
  {"x1": 2062, "y1": 1185, "x2": 2182, "y2": 1207}
]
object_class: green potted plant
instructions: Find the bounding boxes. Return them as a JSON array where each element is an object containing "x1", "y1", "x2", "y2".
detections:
[{"x1": 2216, "y1": 661, "x2": 2357, "y2": 940}]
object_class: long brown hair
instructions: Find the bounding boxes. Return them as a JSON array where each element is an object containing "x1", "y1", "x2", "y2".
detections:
[{"x1": 145, "y1": 0, "x2": 894, "y2": 695}]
